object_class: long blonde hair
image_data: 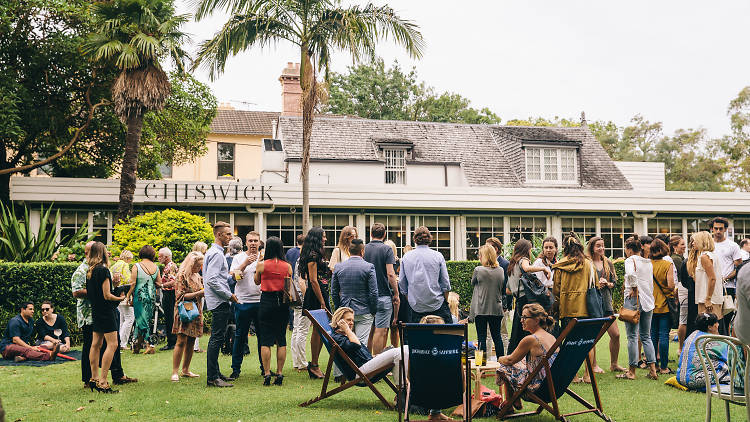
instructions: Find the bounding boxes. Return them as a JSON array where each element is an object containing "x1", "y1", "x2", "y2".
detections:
[
  {"x1": 384, "y1": 239, "x2": 399, "y2": 260},
  {"x1": 177, "y1": 251, "x2": 204, "y2": 283},
  {"x1": 337, "y1": 226, "x2": 357, "y2": 257},
  {"x1": 478, "y1": 244, "x2": 498, "y2": 268},
  {"x1": 86, "y1": 241, "x2": 109, "y2": 278},
  {"x1": 687, "y1": 231, "x2": 715, "y2": 278},
  {"x1": 192, "y1": 241, "x2": 208, "y2": 254},
  {"x1": 447, "y1": 292, "x2": 460, "y2": 319}
]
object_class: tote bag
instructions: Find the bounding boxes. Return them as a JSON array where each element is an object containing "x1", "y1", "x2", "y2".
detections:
[{"x1": 586, "y1": 263, "x2": 605, "y2": 318}]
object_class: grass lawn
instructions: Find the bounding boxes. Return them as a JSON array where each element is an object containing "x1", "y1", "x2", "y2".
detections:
[{"x1": 0, "y1": 321, "x2": 746, "y2": 422}]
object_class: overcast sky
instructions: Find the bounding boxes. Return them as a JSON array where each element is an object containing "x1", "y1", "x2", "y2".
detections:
[{"x1": 176, "y1": 0, "x2": 750, "y2": 137}]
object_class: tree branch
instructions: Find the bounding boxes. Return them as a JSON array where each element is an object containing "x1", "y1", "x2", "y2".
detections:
[{"x1": 0, "y1": 77, "x2": 109, "y2": 176}]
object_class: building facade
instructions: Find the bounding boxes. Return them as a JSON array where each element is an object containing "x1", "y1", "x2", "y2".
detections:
[{"x1": 10, "y1": 63, "x2": 750, "y2": 260}]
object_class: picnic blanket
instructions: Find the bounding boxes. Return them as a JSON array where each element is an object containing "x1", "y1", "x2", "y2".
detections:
[{"x1": 0, "y1": 350, "x2": 81, "y2": 367}]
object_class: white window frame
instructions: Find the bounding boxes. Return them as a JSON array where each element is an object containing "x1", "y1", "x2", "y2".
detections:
[
  {"x1": 524, "y1": 146, "x2": 578, "y2": 185},
  {"x1": 384, "y1": 148, "x2": 406, "y2": 184}
]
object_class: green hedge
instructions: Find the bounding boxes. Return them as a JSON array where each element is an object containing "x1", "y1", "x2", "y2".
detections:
[
  {"x1": 0, "y1": 262, "x2": 81, "y2": 344},
  {"x1": 446, "y1": 260, "x2": 626, "y2": 313}
]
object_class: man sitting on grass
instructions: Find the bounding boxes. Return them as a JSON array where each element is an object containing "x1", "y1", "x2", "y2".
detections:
[{"x1": 0, "y1": 302, "x2": 60, "y2": 362}]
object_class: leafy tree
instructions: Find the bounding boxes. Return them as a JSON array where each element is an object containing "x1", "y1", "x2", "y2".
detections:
[
  {"x1": 194, "y1": 0, "x2": 424, "y2": 231},
  {"x1": 325, "y1": 59, "x2": 500, "y2": 124},
  {"x1": 719, "y1": 86, "x2": 750, "y2": 191},
  {"x1": 83, "y1": 0, "x2": 190, "y2": 223},
  {"x1": 112, "y1": 209, "x2": 213, "y2": 262},
  {"x1": 504, "y1": 116, "x2": 579, "y2": 127},
  {"x1": 0, "y1": 0, "x2": 114, "y2": 202}
]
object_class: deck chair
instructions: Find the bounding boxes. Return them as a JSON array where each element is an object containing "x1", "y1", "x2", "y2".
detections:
[
  {"x1": 398, "y1": 323, "x2": 471, "y2": 422},
  {"x1": 695, "y1": 334, "x2": 748, "y2": 422},
  {"x1": 497, "y1": 316, "x2": 615, "y2": 422},
  {"x1": 299, "y1": 309, "x2": 399, "y2": 410}
]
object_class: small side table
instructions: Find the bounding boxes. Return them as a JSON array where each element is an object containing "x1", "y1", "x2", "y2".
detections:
[{"x1": 468, "y1": 359, "x2": 501, "y2": 397}]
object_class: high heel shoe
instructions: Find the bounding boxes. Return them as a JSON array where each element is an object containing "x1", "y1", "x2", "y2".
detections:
[
  {"x1": 95, "y1": 380, "x2": 119, "y2": 394},
  {"x1": 88, "y1": 378, "x2": 97, "y2": 392},
  {"x1": 273, "y1": 374, "x2": 284, "y2": 386},
  {"x1": 263, "y1": 374, "x2": 273, "y2": 386},
  {"x1": 307, "y1": 362, "x2": 323, "y2": 379}
]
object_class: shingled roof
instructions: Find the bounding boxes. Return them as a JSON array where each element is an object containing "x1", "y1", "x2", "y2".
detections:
[
  {"x1": 210, "y1": 109, "x2": 279, "y2": 135},
  {"x1": 278, "y1": 116, "x2": 632, "y2": 190}
]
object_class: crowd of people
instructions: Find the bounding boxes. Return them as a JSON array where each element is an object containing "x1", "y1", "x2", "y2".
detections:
[{"x1": 2, "y1": 215, "x2": 749, "y2": 418}]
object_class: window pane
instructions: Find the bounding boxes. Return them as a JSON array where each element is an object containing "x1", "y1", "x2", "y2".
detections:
[
  {"x1": 465, "y1": 216, "x2": 503, "y2": 260},
  {"x1": 218, "y1": 162, "x2": 234, "y2": 178},
  {"x1": 412, "y1": 215, "x2": 452, "y2": 260},
  {"x1": 544, "y1": 149, "x2": 558, "y2": 181},
  {"x1": 600, "y1": 217, "x2": 634, "y2": 258},
  {"x1": 158, "y1": 162, "x2": 173, "y2": 178},
  {"x1": 561, "y1": 149, "x2": 576, "y2": 181},
  {"x1": 218, "y1": 143, "x2": 234, "y2": 161},
  {"x1": 509, "y1": 216, "x2": 547, "y2": 242},
  {"x1": 384, "y1": 148, "x2": 406, "y2": 184}
]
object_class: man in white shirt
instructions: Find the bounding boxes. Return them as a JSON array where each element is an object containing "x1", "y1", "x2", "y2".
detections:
[
  {"x1": 710, "y1": 217, "x2": 742, "y2": 334},
  {"x1": 740, "y1": 238, "x2": 750, "y2": 261},
  {"x1": 228, "y1": 231, "x2": 262, "y2": 380}
]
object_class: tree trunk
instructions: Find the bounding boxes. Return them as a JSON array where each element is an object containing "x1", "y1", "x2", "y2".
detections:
[
  {"x1": 116, "y1": 112, "x2": 145, "y2": 224},
  {"x1": 300, "y1": 51, "x2": 317, "y2": 233},
  {"x1": 0, "y1": 147, "x2": 10, "y2": 205}
]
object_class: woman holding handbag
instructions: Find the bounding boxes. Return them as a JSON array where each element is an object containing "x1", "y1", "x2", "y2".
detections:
[
  {"x1": 649, "y1": 239, "x2": 676, "y2": 374},
  {"x1": 687, "y1": 231, "x2": 724, "y2": 318},
  {"x1": 617, "y1": 235, "x2": 658, "y2": 381},
  {"x1": 171, "y1": 251, "x2": 205, "y2": 382},
  {"x1": 254, "y1": 236, "x2": 293, "y2": 386}
]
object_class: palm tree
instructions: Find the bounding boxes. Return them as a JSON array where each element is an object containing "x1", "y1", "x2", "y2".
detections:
[
  {"x1": 193, "y1": 0, "x2": 424, "y2": 231},
  {"x1": 82, "y1": 0, "x2": 190, "y2": 223}
]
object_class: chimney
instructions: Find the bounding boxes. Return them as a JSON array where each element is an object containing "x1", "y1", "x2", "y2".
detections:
[
  {"x1": 279, "y1": 62, "x2": 302, "y2": 116},
  {"x1": 218, "y1": 102, "x2": 235, "y2": 110}
]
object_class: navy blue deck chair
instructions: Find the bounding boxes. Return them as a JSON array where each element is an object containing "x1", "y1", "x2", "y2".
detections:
[
  {"x1": 497, "y1": 316, "x2": 615, "y2": 422},
  {"x1": 398, "y1": 323, "x2": 472, "y2": 422},
  {"x1": 299, "y1": 309, "x2": 399, "y2": 410}
]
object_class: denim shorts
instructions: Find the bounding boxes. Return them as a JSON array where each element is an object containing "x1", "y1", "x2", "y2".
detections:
[{"x1": 374, "y1": 296, "x2": 393, "y2": 328}]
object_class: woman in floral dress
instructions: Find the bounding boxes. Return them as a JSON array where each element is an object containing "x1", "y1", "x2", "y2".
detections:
[
  {"x1": 171, "y1": 251, "x2": 205, "y2": 381},
  {"x1": 125, "y1": 245, "x2": 161, "y2": 354}
]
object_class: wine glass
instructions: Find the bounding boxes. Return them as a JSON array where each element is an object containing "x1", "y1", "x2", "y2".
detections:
[{"x1": 54, "y1": 328, "x2": 62, "y2": 339}]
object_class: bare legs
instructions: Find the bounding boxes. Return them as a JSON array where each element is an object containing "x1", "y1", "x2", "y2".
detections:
[
  {"x1": 172, "y1": 334, "x2": 198, "y2": 378},
  {"x1": 607, "y1": 322, "x2": 626, "y2": 371},
  {"x1": 261, "y1": 345, "x2": 287, "y2": 376},
  {"x1": 678, "y1": 324, "x2": 687, "y2": 355},
  {"x1": 90, "y1": 331, "x2": 118, "y2": 386},
  {"x1": 371, "y1": 327, "x2": 389, "y2": 355},
  {"x1": 309, "y1": 335, "x2": 324, "y2": 378}
]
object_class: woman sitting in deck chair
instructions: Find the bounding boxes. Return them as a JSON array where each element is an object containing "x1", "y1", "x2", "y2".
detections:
[
  {"x1": 330, "y1": 307, "x2": 408, "y2": 385},
  {"x1": 495, "y1": 303, "x2": 558, "y2": 410}
]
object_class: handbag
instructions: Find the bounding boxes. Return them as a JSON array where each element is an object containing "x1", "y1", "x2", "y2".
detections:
[
  {"x1": 178, "y1": 300, "x2": 199, "y2": 323},
  {"x1": 586, "y1": 263, "x2": 605, "y2": 318},
  {"x1": 653, "y1": 264, "x2": 679, "y2": 329},
  {"x1": 283, "y1": 276, "x2": 302, "y2": 307},
  {"x1": 618, "y1": 259, "x2": 641, "y2": 324},
  {"x1": 722, "y1": 284, "x2": 736, "y2": 317},
  {"x1": 517, "y1": 263, "x2": 552, "y2": 311}
]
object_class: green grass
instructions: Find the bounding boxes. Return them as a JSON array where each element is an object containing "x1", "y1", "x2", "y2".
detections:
[{"x1": 0, "y1": 322, "x2": 746, "y2": 421}]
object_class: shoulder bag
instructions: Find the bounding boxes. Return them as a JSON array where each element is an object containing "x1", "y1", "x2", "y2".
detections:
[
  {"x1": 618, "y1": 259, "x2": 641, "y2": 324},
  {"x1": 178, "y1": 299, "x2": 200, "y2": 323},
  {"x1": 653, "y1": 264, "x2": 680, "y2": 329},
  {"x1": 722, "y1": 283, "x2": 736, "y2": 317},
  {"x1": 283, "y1": 275, "x2": 302, "y2": 307},
  {"x1": 518, "y1": 261, "x2": 552, "y2": 311},
  {"x1": 586, "y1": 262, "x2": 605, "y2": 318}
]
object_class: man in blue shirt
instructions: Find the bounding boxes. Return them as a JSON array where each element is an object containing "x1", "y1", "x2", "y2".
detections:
[
  {"x1": 331, "y1": 239, "x2": 378, "y2": 345},
  {"x1": 204, "y1": 221, "x2": 238, "y2": 388},
  {"x1": 1, "y1": 302, "x2": 59, "y2": 362},
  {"x1": 398, "y1": 226, "x2": 452, "y2": 324}
]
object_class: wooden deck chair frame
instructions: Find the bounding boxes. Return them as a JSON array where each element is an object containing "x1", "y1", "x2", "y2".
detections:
[
  {"x1": 695, "y1": 334, "x2": 749, "y2": 422},
  {"x1": 299, "y1": 309, "x2": 400, "y2": 410},
  {"x1": 398, "y1": 323, "x2": 472, "y2": 422},
  {"x1": 497, "y1": 316, "x2": 615, "y2": 422}
]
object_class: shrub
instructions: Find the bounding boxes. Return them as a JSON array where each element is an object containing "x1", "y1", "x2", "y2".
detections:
[
  {"x1": 0, "y1": 262, "x2": 81, "y2": 344},
  {"x1": 113, "y1": 209, "x2": 213, "y2": 262}
]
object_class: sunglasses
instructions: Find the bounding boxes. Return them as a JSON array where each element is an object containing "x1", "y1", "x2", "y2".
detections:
[
  {"x1": 41, "y1": 307, "x2": 51, "y2": 311},
  {"x1": 520, "y1": 315, "x2": 531, "y2": 320}
]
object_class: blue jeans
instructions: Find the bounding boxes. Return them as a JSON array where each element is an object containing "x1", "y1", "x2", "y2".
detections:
[
  {"x1": 650, "y1": 313, "x2": 671, "y2": 370},
  {"x1": 623, "y1": 295, "x2": 656, "y2": 368},
  {"x1": 231, "y1": 302, "x2": 262, "y2": 374}
]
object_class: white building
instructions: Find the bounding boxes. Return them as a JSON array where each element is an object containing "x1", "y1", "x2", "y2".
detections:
[{"x1": 10, "y1": 64, "x2": 750, "y2": 260}]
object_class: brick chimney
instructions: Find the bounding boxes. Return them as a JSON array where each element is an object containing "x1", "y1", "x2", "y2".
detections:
[{"x1": 279, "y1": 62, "x2": 302, "y2": 116}]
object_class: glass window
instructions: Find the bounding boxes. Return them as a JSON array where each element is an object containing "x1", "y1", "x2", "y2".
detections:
[
  {"x1": 206, "y1": 213, "x2": 231, "y2": 226},
  {"x1": 158, "y1": 162, "x2": 173, "y2": 179},
  {"x1": 600, "y1": 217, "x2": 634, "y2": 258},
  {"x1": 411, "y1": 215, "x2": 452, "y2": 260},
  {"x1": 686, "y1": 217, "x2": 711, "y2": 236},
  {"x1": 384, "y1": 148, "x2": 406, "y2": 184},
  {"x1": 647, "y1": 218, "x2": 682, "y2": 238},
  {"x1": 267, "y1": 213, "x2": 352, "y2": 257},
  {"x1": 525, "y1": 146, "x2": 577, "y2": 184},
  {"x1": 217, "y1": 143, "x2": 235, "y2": 178},
  {"x1": 465, "y1": 216, "x2": 504, "y2": 260},
  {"x1": 60, "y1": 211, "x2": 88, "y2": 242},
  {"x1": 92, "y1": 211, "x2": 109, "y2": 244},
  {"x1": 365, "y1": 215, "x2": 408, "y2": 258},
  {"x1": 561, "y1": 217, "x2": 597, "y2": 244},
  {"x1": 508, "y1": 216, "x2": 547, "y2": 242},
  {"x1": 234, "y1": 214, "x2": 254, "y2": 243},
  {"x1": 732, "y1": 218, "x2": 750, "y2": 243}
]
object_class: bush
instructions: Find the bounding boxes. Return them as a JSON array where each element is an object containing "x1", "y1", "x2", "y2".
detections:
[
  {"x1": 113, "y1": 209, "x2": 213, "y2": 262},
  {"x1": 0, "y1": 262, "x2": 81, "y2": 344}
]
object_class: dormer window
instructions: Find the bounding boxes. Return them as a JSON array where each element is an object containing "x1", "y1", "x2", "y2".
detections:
[
  {"x1": 384, "y1": 148, "x2": 406, "y2": 184},
  {"x1": 525, "y1": 146, "x2": 578, "y2": 185}
]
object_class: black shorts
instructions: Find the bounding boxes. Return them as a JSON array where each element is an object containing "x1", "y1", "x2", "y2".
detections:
[{"x1": 258, "y1": 291, "x2": 289, "y2": 347}]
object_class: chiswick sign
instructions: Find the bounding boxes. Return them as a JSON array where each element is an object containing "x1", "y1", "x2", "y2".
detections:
[{"x1": 141, "y1": 181, "x2": 273, "y2": 203}]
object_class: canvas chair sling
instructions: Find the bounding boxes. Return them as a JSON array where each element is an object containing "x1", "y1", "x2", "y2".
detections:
[
  {"x1": 497, "y1": 316, "x2": 615, "y2": 422},
  {"x1": 299, "y1": 309, "x2": 399, "y2": 410}
]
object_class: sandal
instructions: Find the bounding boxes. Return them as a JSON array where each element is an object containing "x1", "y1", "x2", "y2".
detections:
[
  {"x1": 181, "y1": 371, "x2": 200, "y2": 378},
  {"x1": 610, "y1": 365, "x2": 627, "y2": 373},
  {"x1": 615, "y1": 373, "x2": 635, "y2": 380},
  {"x1": 95, "y1": 380, "x2": 119, "y2": 394},
  {"x1": 646, "y1": 373, "x2": 659, "y2": 380},
  {"x1": 170, "y1": 374, "x2": 180, "y2": 382},
  {"x1": 659, "y1": 368, "x2": 674, "y2": 374}
]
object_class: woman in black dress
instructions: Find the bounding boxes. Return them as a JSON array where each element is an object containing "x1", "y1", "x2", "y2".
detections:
[
  {"x1": 299, "y1": 227, "x2": 331, "y2": 379},
  {"x1": 86, "y1": 242, "x2": 125, "y2": 393}
]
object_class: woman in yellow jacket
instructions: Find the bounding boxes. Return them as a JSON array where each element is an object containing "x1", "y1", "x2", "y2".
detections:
[{"x1": 552, "y1": 233, "x2": 596, "y2": 382}]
